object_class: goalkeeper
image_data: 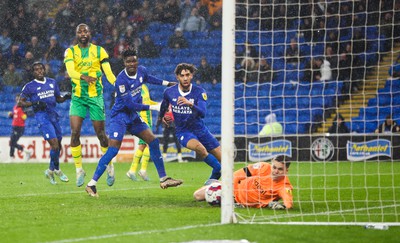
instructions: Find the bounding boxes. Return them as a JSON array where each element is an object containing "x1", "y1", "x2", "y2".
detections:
[{"x1": 194, "y1": 155, "x2": 293, "y2": 209}]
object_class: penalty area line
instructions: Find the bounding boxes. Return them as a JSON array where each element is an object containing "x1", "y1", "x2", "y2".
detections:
[{"x1": 42, "y1": 223, "x2": 222, "y2": 243}]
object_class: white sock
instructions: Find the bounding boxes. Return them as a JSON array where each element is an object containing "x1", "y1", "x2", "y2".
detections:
[
  {"x1": 76, "y1": 168, "x2": 83, "y2": 173},
  {"x1": 87, "y1": 179, "x2": 97, "y2": 186}
]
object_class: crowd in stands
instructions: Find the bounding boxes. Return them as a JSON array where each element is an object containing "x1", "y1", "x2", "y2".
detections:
[
  {"x1": 0, "y1": 0, "x2": 399, "y2": 135},
  {"x1": 235, "y1": 0, "x2": 400, "y2": 94},
  {"x1": 0, "y1": 0, "x2": 223, "y2": 91}
]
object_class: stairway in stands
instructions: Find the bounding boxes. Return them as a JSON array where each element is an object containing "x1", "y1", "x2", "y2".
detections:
[{"x1": 317, "y1": 43, "x2": 400, "y2": 133}]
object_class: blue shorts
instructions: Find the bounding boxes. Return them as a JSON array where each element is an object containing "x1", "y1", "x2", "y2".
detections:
[
  {"x1": 108, "y1": 113, "x2": 149, "y2": 141},
  {"x1": 36, "y1": 112, "x2": 62, "y2": 141},
  {"x1": 177, "y1": 126, "x2": 220, "y2": 152}
]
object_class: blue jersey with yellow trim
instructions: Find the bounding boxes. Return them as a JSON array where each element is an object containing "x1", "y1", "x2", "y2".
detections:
[
  {"x1": 161, "y1": 84, "x2": 208, "y2": 132},
  {"x1": 112, "y1": 65, "x2": 163, "y2": 117}
]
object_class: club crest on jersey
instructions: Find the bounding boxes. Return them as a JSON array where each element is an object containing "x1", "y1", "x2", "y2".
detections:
[
  {"x1": 202, "y1": 93, "x2": 207, "y2": 100},
  {"x1": 119, "y1": 85, "x2": 126, "y2": 93},
  {"x1": 49, "y1": 84, "x2": 54, "y2": 88},
  {"x1": 139, "y1": 77, "x2": 143, "y2": 83}
]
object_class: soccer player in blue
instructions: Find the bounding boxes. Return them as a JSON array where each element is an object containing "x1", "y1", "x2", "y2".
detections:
[
  {"x1": 159, "y1": 63, "x2": 221, "y2": 182},
  {"x1": 85, "y1": 49, "x2": 183, "y2": 197},
  {"x1": 18, "y1": 62, "x2": 72, "y2": 185}
]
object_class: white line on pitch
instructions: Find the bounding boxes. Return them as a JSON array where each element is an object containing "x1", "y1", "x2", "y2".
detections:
[{"x1": 41, "y1": 223, "x2": 222, "y2": 243}]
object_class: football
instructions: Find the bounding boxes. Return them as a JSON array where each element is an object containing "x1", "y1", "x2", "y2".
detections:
[{"x1": 205, "y1": 182, "x2": 222, "y2": 206}]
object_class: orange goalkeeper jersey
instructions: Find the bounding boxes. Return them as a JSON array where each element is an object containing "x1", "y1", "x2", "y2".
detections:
[{"x1": 233, "y1": 162, "x2": 293, "y2": 208}]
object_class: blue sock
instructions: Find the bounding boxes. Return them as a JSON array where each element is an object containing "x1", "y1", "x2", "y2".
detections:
[
  {"x1": 93, "y1": 147, "x2": 119, "y2": 181},
  {"x1": 50, "y1": 149, "x2": 60, "y2": 170},
  {"x1": 204, "y1": 154, "x2": 221, "y2": 179},
  {"x1": 148, "y1": 139, "x2": 167, "y2": 178}
]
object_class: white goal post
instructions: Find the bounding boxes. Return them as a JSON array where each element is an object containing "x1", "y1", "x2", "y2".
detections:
[{"x1": 221, "y1": 0, "x2": 400, "y2": 226}]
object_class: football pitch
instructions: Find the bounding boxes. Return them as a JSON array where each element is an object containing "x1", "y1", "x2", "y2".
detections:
[{"x1": 1, "y1": 161, "x2": 399, "y2": 243}]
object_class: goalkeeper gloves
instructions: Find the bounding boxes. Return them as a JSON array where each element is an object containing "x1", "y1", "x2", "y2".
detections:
[
  {"x1": 32, "y1": 100, "x2": 47, "y2": 112},
  {"x1": 268, "y1": 201, "x2": 286, "y2": 210}
]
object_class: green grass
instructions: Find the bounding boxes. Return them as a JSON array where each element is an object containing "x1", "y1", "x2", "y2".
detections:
[{"x1": 1, "y1": 161, "x2": 399, "y2": 243}]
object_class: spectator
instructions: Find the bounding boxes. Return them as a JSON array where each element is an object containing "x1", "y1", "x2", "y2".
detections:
[
  {"x1": 26, "y1": 36, "x2": 44, "y2": 61},
  {"x1": 113, "y1": 38, "x2": 129, "y2": 60},
  {"x1": 168, "y1": 28, "x2": 188, "y2": 49},
  {"x1": 305, "y1": 57, "x2": 332, "y2": 82},
  {"x1": 0, "y1": 28, "x2": 12, "y2": 54},
  {"x1": 30, "y1": 10, "x2": 49, "y2": 43},
  {"x1": 139, "y1": 1, "x2": 153, "y2": 26},
  {"x1": 328, "y1": 113, "x2": 349, "y2": 134},
  {"x1": 259, "y1": 113, "x2": 283, "y2": 136},
  {"x1": 4, "y1": 42, "x2": 24, "y2": 69},
  {"x1": 122, "y1": 25, "x2": 138, "y2": 47},
  {"x1": 389, "y1": 56, "x2": 400, "y2": 79},
  {"x1": 0, "y1": 53, "x2": 8, "y2": 76},
  {"x1": 115, "y1": 10, "x2": 130, "y2": 35},
  {"x1": 44, "y1": 36, "x2": 64, "y2": 62},
  {"x1": 44, "y1": 63, "x2": 56, "y2": 79},
  {"x1": 103, "y1": 15, "x2": 116, "y2": 38},
  {"x1": 285, "y1": 38, "x2": 300, "y2": 64},
  {"x1": 163, "y1": 0, "x2": 181, "y2": 25},
  {"x1": 179, "y1": 7, "x2": 207, "y2": 32},
  {"x1": 255, "y1": 57, "x2": 275, "y2": 83},
  {"x1": 239, "y1": 56, "x2": 256, "y2": 83},
  {"x1": 181, "y1": 0, "x2": 195, "y2": 20},
  {"x1": 21, "y1": 51, "x2": 36, "y2": 81},
  {"x1": 325, "y1": 46, "x2": 338, "y2": 80},
  {"x1": 208, "y1": 9, "x2": 222, "y2": 31},
  {"x1": 129, "y1": 9, "x2": 145, "y2": 31},
  {"x1": 53, "y1": 2, "x2": 76, "y2": 43},
  {"x1": 8, "y1": 94, "x2": 30, "y2": 160},
  {"x1": 3, "y1": 62, "x2": 23, "y2": 86},
  {"x1": 338, "y1": 52, "x2": 352, "y2": 95},
  {"x1": 375, "y1": 115, "x2": 400, "y2": 133},
  {"x1": 152, "y1": 1, "x2": 165, "y2": 22},
  {"x1": 196, "y1": 57, "x2": 214, "y2": 84},
  {"x1": 139, "y1": 34, "x2": 159, "y2": 58}
]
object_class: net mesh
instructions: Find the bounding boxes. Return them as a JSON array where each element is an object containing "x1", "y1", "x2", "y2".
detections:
[{"x1": 231, "y1": 0, "x2": 400, "y2": 225}]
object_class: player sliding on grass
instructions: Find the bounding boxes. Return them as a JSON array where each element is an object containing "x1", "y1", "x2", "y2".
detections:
[
  {"x1": 85, "y1": 49, "x2": 183, "y2": 197},
  {"x1": 19, "y1": 62, "x2": 72, "y2": 185},
  {"x1": 158, "y1": 63, "x2": 221, "y2": 182},
  {"x1": 193, "y1": 155, "x2": 293, "y2": 209}
]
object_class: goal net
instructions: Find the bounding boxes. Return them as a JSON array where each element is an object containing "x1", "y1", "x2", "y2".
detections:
[{"x1": 221, "y1": 0, "x2": 400, "y2": 226}]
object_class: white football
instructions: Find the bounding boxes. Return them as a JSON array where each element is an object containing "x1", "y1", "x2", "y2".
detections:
[{"x1": 205, "y1": 182, "x2": 222, "y2": 206}]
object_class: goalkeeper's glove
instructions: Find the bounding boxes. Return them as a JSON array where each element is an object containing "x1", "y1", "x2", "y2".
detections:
[
  {"x1": 268, "y1": 201, "x2": 286, "y2": 210},
  {"x1": 32, "y1": 100, "x2": 47, "y2": 112},
  {"x1": 149, "y1": 103, "x2": 161, "y2": 111},
  {"x1": 62, "y1": 92, "x2": 72, "y2": 100}
]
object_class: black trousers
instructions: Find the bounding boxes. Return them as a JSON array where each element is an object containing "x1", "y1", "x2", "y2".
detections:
[
  {"x1": 162, "y1": 125, "x2": 181, "y2": 153},
  {"x1": 9, "y1": 126, "x2": 24, "y2": 157}
]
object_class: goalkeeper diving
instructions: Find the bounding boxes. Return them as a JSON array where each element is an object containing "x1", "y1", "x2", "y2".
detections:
[{"x1": 194, "y1": 155, "x2": 293, "y2": 209}]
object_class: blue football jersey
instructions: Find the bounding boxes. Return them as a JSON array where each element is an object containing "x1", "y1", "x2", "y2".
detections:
[
  {"x1": 162, "y1": 84, "x2": 208, "y2": 132},
  {"x1": 111, "y1": 65, "x2": 163, "y2": 117},
  {"x1": 20, "y1": 77, "x2": 60, "y2": 116}
]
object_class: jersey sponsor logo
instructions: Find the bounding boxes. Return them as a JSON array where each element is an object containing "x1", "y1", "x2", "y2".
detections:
[
  {"x1": 248, "y1": 140, "x2": 292, "y2": 162},
  {"x1": 347, "y1": 139, "x2": 391, "y2": 161},
  {"x1": 252, "y1": 162, "x2": 262, "y2": 169},
  {"x1": 119, "y1": 85, "x2": 126, "y2": 93},
  {"x1": 311, "y1": 137, "x2": 334, "y2": 161},
  {"x1": 202, "y1": 93, "x2": 207, "y2": 100}
]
